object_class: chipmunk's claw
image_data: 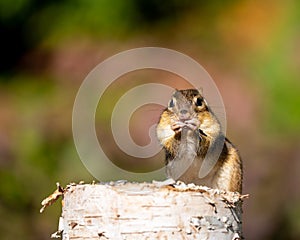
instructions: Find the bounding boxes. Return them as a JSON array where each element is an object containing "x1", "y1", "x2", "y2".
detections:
[{"x1": 171, "y1": 121, "x2": 185, "y2": 133}]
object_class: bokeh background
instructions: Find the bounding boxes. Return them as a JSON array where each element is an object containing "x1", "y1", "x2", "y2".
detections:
[{"x1": 1, "y1": 0, "x2": 300, "y2": 239}]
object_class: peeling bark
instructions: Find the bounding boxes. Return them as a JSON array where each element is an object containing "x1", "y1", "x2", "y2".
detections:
[{"x1": 48, "y1": 182, "x2": 248, "y2": 240}]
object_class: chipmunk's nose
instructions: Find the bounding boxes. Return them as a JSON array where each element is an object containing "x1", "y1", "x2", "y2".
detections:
[
  {"x1": 180, "y1": 109, "x2": 188, "y2": 115},
  {"x1": 179, "y1": 109, "x2": 190, "y2": 120}
]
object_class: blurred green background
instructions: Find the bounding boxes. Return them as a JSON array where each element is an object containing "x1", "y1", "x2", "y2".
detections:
[{"x1": 1, "y1": 0, "x2": 300, "y2": 239}]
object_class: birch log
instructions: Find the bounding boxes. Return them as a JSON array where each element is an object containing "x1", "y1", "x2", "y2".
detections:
[{"x1": 50, "y1": 181, "x2": 247, "y2": 240}]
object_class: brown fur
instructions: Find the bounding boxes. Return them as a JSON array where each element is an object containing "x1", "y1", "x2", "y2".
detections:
[{"x1": 156, "y1": 89, "x2": 243, "y2": 193}]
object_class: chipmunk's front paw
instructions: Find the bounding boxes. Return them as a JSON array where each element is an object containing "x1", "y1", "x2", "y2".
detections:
[
  {"x1": 184, "y1": 119, "x2": 200, "y2": 131},
  {"x1": 171, "y1": 121, "x2": 185, "y2": 133}
]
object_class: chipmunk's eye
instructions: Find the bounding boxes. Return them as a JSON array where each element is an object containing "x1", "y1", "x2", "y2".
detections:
[
  {"x1": 168, "y1": 99, "x2": 174, "y2": 108},
  {"x1": 195, "y1": 97, "x2": 203, "y2": 107}
]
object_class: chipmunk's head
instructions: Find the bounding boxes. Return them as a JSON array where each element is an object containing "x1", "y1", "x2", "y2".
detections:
[{"x1": 167, "y1": 89, "x2": 208, "y2": 121}]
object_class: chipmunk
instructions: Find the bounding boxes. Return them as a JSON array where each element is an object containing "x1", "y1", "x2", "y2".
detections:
[{"x1": 156, "y1": 89, "x2": 242, "y2": 193}]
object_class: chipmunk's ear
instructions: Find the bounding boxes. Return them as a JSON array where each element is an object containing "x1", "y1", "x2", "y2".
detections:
[
  {"x1": 197, "y1": 87, "x2": 203, "y2": 95},
  {"x1": 171, "y1": 88, "x2": 179, "y2": 95}
]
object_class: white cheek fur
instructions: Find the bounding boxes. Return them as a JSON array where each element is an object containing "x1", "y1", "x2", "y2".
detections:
[
  {"x1": 200, "y1": 117, "x2": 220, "y2": 138},
  {"x1": 156, "y1": 125, "x2": 175, "y2": 144}
]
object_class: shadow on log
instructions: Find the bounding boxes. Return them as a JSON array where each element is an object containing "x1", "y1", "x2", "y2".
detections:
[{"x1": 41, "y1": 181, "x2": 248, "y2": 240}]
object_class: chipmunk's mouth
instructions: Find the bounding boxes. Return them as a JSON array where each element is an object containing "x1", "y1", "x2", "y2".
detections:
[
  {"x1": 177, "y1": 108, "x2": 192, "y2": 121},
  {"x1": 179, "y1": 117, "x2": 190, "y2": 121},
  {"x1": 171, "y1": 118, "x2": 200, "y2": 133}
]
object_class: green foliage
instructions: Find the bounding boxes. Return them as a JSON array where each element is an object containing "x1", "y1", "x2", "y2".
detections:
[
  {"x1": 29, "y1": 0, "x2": 135, "y2": 45},
  {"x1": 0, "y1": 0, "x2": 31, "y2": 20},
  {"x1": 250, "y1": 1, "x2": 300, "y2": 136}
]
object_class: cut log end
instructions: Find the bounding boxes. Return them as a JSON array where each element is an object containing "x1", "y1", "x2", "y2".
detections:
[{"x1": 47, "y1": 181, "x2": 248, "y2": 240}]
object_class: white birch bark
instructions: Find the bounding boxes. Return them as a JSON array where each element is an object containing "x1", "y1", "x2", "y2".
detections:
[{"x1": 51, "y1": 182, "x2": 247, "y2": 240}]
